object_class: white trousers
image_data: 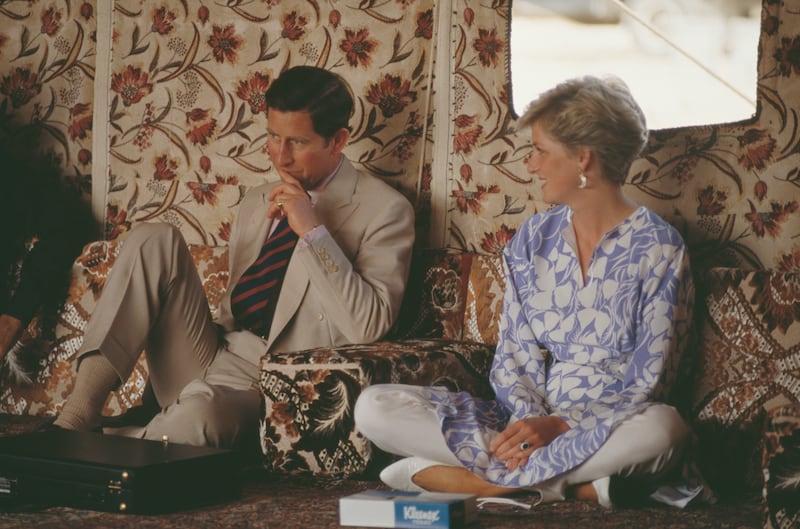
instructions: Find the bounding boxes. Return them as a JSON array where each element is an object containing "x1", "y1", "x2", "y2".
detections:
[{"x1": 355, "y1": 384, "x2": 689, "y2": 502}]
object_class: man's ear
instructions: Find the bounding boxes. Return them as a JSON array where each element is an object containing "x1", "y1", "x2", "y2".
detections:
[{"x1": 330, "y1": 128, "x2": 350, "y2": 154}]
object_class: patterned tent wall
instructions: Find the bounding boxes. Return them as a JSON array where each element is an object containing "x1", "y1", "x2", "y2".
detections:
[
  {"x1": 1, "y1": 0, "x2": 798, "y2": 275},
  {"x1": 0, "y1": 1, "x2": 95, "y2": 199},
  {"x1": 0, "y1": 0, "x2": 437, "y2": 246},
  {"x1": 439, "y1": 0, "x2": 799, "y2": 275},
  {"x1": 96, "y1": 0, "x2": 436, "y2": 247}
]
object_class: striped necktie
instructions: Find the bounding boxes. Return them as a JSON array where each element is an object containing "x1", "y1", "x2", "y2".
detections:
[{"x1": 230, "y1": 217, "x2": 298, "y2": 337}]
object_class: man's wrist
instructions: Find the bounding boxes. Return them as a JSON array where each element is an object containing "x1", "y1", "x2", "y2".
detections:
[{"x1": 300, "y1": 223, "x2": 326, "y2": 244}]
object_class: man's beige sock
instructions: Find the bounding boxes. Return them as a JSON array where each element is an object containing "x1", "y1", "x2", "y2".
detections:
[{"x1": 54, "y1": 352, "x2": 119, "y2": 431}]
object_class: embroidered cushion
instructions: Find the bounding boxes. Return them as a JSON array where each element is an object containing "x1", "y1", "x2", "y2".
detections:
[
  {"x1": 391, "y1": 250, "x2": 473, "y2": 341},
  {"x1": 691, "y1": 267, "x2": 800, "y2": 494},
  {"x1": 259, "y1": 338, "x2": 495, "y2": 477},
  {"x1": 462, "y1": 253, "x2": 505, "y2": 345}
]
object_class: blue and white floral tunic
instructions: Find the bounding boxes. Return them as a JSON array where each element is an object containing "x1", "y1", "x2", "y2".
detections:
[{"x1": 423, "y1": 205, "x2": 694, "y2": 487}]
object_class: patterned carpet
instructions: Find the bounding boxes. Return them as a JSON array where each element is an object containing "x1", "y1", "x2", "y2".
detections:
[{"x1": 0, "y1": 415, "x2": 764, "y2": 529}]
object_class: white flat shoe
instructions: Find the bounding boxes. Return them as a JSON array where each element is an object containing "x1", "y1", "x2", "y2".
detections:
[
  {"x1": 593, "y1": 476, "x2": 613, "y2": 508},
  {"x1": 379, "y1": 457, "x2": 440, "y2": 492}
]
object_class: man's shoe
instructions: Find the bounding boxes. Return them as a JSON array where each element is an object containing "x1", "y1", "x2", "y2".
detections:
[{"x1": 38, "y1": 417, "x2": 102, "y2": 433}]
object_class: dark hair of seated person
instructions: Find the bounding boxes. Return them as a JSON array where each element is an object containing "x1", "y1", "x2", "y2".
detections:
[
  {"x1": 0, "y1": 124, "x2": 98, "y2": 347},
  {"x1": 264, "y1": 65, "x2": 355, "y2": 140}
]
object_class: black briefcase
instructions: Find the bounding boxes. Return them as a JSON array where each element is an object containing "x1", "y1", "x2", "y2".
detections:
[{"x1": 0, "y1": 428, "x2": 243, "y2": 513}]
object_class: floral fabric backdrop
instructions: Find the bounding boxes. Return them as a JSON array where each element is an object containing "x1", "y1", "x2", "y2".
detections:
[
  {"x1": 1, "y1": 0, "x2": 799, "y2": 276},
  {"x1": 101, "y1": 0, "x2": 435, "y2": 246},
  {"x1": 0, "y1": 0, "x2": 96, "y2": 200}
]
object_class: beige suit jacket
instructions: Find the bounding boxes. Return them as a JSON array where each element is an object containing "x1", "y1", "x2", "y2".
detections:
[{"x1": 215, "y1": 158, "x2": 415, "y2": 365}]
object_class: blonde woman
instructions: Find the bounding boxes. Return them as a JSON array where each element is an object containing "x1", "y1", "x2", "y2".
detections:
[{"x1": 356, "y1": 76, "x2": 698, "y2": 508}]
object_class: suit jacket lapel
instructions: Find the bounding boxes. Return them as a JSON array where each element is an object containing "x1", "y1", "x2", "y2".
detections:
[
  {"x1": 313, "y1": 158, "x2": 359, "y2": 235},
  {"x1": 230, "y1": 189, "x2": 275, "y2": 288}
]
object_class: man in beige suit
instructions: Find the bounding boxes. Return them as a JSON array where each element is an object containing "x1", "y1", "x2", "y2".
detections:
[{"x1": 54, "y1": 66, "x2": 416, "y2": 448}]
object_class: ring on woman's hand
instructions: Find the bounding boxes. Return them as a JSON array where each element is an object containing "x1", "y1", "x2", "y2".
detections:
[
  {"x1": 275, "y1": 197, "x2": 286, "y2": 208},
  {"x1": 520, "y1": 441, "x2": 530, "y2": 451}
]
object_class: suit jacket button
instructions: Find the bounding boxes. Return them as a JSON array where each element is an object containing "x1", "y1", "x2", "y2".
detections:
[{"x1": 317, "y1": 313, "x2": 324, "y2": 321}]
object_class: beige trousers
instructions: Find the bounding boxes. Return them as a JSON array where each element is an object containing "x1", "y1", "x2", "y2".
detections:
[{"x1": 79, "y1": 223, "x2": 261, "y2": 448}]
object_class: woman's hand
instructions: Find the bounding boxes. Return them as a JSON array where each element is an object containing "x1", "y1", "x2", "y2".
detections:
[{"x1": 489, "y1": 415, "x2": 570, "y2": 471}]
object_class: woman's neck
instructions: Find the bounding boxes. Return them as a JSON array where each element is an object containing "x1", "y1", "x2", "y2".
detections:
[{"x1": 570, "y1": 188, "x2": 638, "y2": 247}]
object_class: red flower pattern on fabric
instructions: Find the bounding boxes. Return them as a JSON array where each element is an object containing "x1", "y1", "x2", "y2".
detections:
[
  {"x1": 68, "y1": 102, "x2": 93, "y2": 140},
  {"x1": 152, "y1": 6, "x2": 177, "y2": 36},
  {"x1": 41, "y1": 6, "x2": 62, "y2": 36},
  {"x1": 106, "y1": 204, "x2": 131, "y2": 239},
  {"x1": 754, "y1": 180, "x2": 768, "y2": 201},
  {"x1": 218, "y1": 221, "x2": 232, "y2": 242},
  {"x1": 415, "y1": 10, "x2": 433, "y2": 39},
  {"x1": 208, "y1": 24, "x2": 243, "y2": 64},
  {"x1": 198, "y1": 6, "x2": 210, "y2": 24},
  {"x1": 737, "y1": 129, "x2": 776, "y2": 171},
  {"x1": 270, "y1": 402, "x2": 300, "y2": 438},
  {"x1": 481, "y1": 224, "x2": 516, "y2": 254},
  {"x1": 745, "y1": 200, "x2": 799, "y2": 238},
  {"x1": 186, "y1": 175, "x2": 238, "y2": 206},
  {"x1": 79, "y1": 2, "x2": 93, "y2": 21},
  {"x1": 775, "y1": 36, "x2": 800, "y2": 77},
  {"x1": 111, "y1": 65, "x2": 153, "y2": 107},
  {"x1": 281, "y1": 11, "x2": 307, "y2": 41},
  {"x1": 777, "y1": 248, "x2": 800, "y2": 273},
  {"x1": 0, "y1": 67, "x2": 42, "y2": 108},
  {"x1": 185, "y1": 108, "x2": 218, "y2": 146},
  {"x1": 78, "y1": 148, "x2": 91, "y2": 165},
  {"x1": 453, "y1": 114, "x2": 483, "y2": 154},
  {"x1": 748, "y1": 272, "x2": 800, "y2": 334},
  {"x1": 473, "y1": 28, "x2": 504, "y2": 67},
  {"x1": 366, "y1": 74, "x2": 417, "y2": 118},
  {"x1": 329, "y1": 10, "x2": 341, "y2": 30},
  {"x1": 153, "y1": 154, "x2": 179, "y2": 181},
  {"x1": 340, "y1": 28, "x2": 377, "y2": 68},
  {"x1": 236, "y1": 71, "x2": 271, "y2": 114},
  {"x1": 697, "y1": 186, "x2": 728, "y2": 217},
  {"x1": 452, "y1": 181, "x2": 499, "y2": 214}
]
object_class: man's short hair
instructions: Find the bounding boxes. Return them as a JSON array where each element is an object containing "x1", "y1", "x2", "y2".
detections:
[{"x1": 265, "y1": 66, "x2": 354, "y2": 140}]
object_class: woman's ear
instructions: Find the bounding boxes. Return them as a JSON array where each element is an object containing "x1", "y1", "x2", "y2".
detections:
[{"x1": 577, "y1": 147, "x2": 593, "y2": 173}]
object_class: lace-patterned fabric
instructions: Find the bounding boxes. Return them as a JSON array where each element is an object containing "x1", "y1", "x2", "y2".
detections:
[
  {"x1": 422, "y1": 205, "x2": 694, "y2": 487},
  {"x1": 691, "y1": 267, "x2": 800, "y2": 494}
]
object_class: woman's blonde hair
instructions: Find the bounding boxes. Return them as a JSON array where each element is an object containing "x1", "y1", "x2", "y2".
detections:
[{"x1": 517, "y1": 75, "x2": 648, "y2": 185}]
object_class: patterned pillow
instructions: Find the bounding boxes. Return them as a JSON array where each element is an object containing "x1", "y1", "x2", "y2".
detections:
[
  {"x1": 462, "y1": 253, "x2": 505, "y2": 345},
  {"x1": 691, "y1": 267, "x2": 800, "y2": 494},
  {"x1": 259, "y1": 338, "x2": 495, "y2": 477},
  {"x1": 390, "y1": 249, "x2": 473, "y2": 341}
]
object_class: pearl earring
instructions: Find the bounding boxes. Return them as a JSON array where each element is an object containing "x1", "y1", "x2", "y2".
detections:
[{"x1": 578, "y1": 173, "x2": 587, "y2": 189}]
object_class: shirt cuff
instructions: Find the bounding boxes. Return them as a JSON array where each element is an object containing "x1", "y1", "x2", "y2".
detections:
[{"x1": 297, "y1": 224, "x2": 328, "y2": 249}]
